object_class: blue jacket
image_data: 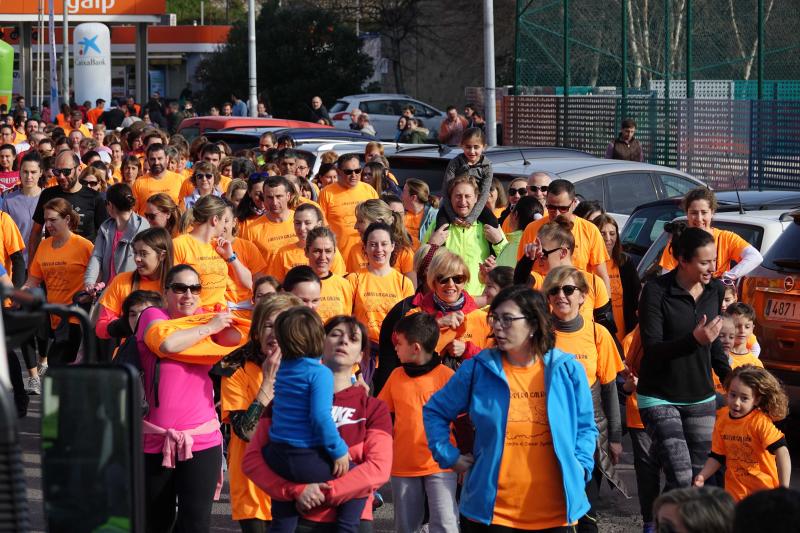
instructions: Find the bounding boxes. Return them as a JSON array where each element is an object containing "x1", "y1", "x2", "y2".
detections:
[{"x1": 423, "y1": 347, "x2": 597, "y2": 525}]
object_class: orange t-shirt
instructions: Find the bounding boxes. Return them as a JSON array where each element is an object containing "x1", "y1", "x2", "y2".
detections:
[
  {"x1": 554, "y1": 320, "x2": 623, "y2": 387},
  {"x1": 659, "y1": 227, "x2": 749, "y2": 277},
  {"x1": 99, "y1": 271, "x2": 162, "y2": 317},
  {"x1": 711, "y1": 407, "x2": 785, "y2": 501},
  {"x1": 132, "y1": 171, "x2": 183, "y2": 214},
  {"x1": 221, "y1": 360, "x2": 273, "y2": 520},
  {"x1": 86, "y1": 107, "x2": 103, "y2": 125},
  {"x1": 29, "y1": 233, "x2": 94, "y2": 327},
  {"x1": 730, "y1": 352, "x2": 764, "y2": 370},
  {"x1": 569, "y1": 270, "x2": 610, "y2": 326},
  {"x1": 318, "y1": 181, "x2": 379, "y2": 260},
  {"x1": 268, "y1": 242, "x2": 346, "y2": 282},
  {"x1": 65, "y1": 124, "x2": 92, "y2": 137},
  {"x1": 606, "y1": 260, "x2": 626, "y2": 344},
  {"x1": 493, "y1": 358, "x2": 569, "y2": 529},
  {"x1": 407, "y1": 307, "x2": 492, "y2": 355},
  {"x1": 378, "y1": 364, "x2": 455, "y2": 476},
  {"x1": 346, "y1": 245, "x2": 414, "y2": 275},
  {"x1": 518, "y1": 215, "x2": 610, "y2": 276},
  {"x1": 143, "y1": 312, "x2": 249, "y2": 364},
  {"x1": 172, "y1": 234, "x2": 229, "y2": 310},
  {"x1": 0, "y1": 211, "x2": 25, "y2": 279},
  {"x1": 348, "y1": 269, "x2": 414, "y2": 342},
  {"x1": 237, "y1": 214, "x2": 297, "y2": 260},
  {"x1": 225, "y1": 237, "x2": 268, "y2": 309},
  {"x1": 405, "y1": 209, "x2": 424, "y2": 251},
  {"x1": 501, "y1": 214, "x2": 515, "y2": 235},
  {"x1": 318, "y1": 273, "x2": 354, "y2": 325}
]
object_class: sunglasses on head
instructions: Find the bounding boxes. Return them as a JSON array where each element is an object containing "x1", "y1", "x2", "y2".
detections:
[
  {"x1": 51, "y1": 167, "x2": 74, "y2": 177},
  {"x1": 546, "y1": 203, "x2": 572, "y2": 214},
  {"x1": 194, "y1": 173, "x2": 214, "y2": 180},
  {"x1": 342, "y1": 168, "x2": 362, "y2": 176},
  {"x1": 508, "y1": 187, "x2": 528, "y2": 196},
  {"x1": 529, "y1": 185, "x2": 548, "y2": 193},
  {"x1": 436, "y1": 275, "x2": 467, "y2": 285},
  {"x1": 168, "y1": 283, "x2": 202, "y2": 295},
  {"x1": 547, "y1": 285, "x2": 580, "y2": 297}
]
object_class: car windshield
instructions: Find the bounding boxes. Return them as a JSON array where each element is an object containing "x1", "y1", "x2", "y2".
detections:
[
  {"x1": 621, "y1": 204, "x2": 684, "y2": 255},
  {"x1": 762, "y1": 219, "x2": 800, "y2": 272},
  {"x1": 329, "y1": 101, "x2": 349, "y2": 113}
]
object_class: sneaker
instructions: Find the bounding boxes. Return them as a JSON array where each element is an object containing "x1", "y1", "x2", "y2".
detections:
[
  {"x1": 37, "y1": 362, "x2": 48, "y2": 377},
  {"x1": 26, "y1": 376, "x2": 41, "y2": 395}
]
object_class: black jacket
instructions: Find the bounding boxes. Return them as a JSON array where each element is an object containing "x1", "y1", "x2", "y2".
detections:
[
  {"x1": 619, "y1": 255, "x2": 641, "y2": 335},
  {"x1": 638, "y1": 271, "x2": 731, "y2": 403}
]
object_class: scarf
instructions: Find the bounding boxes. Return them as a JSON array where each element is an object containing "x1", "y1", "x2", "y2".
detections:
[
  {"x1": 553, "y1": 314, "x2": 584, "y2": 333},
  {"x1": 432, "y1": 292, "x2": 466, "y2": 314},
  {"x1": 402, "y1": 354, "x2": 442, "y2": 377}
]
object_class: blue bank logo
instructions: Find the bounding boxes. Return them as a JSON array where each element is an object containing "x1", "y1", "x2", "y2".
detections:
[{"x1": 78, "y1": 35, "x2": 101, "y2": 55}]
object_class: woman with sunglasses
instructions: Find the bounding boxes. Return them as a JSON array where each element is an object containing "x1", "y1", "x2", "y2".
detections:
[
  {"x1": 543, "y1": 265, "x2": 626, "y2": 530},
  {"x1": 499, "y1": 177, "x2": 529, "y2": 234},
  {"x1": 348, "y1": 222, "x2": 415, "y2": 385},
  {"x1": 424, "y1": 285, "x2": 597, "y2": 532},
  {"x1": 658, "y1": 187, "x2": 762, "y2": 282},
  {"x1": 401, "y1": 178, "x2": 439, "y2": 252},
  {"x1": 84, "y1": 182, "x2": 149, "y2": 294},
  {"x1": 23, "y1": 198, "x2": 94, "y2": 366},
  {"x1": 425, "y1": 175, "x2": 507, "y2": 297},
  {"x1": 144, "y1": 193, "x2": 181, "y2": 237},
  {"x1": 78, "y1": 165, "x2": 107, "y2": 194},
  {"x1": 96, "y1": 227, "x2": 173, "y2": 339},
  {"x1": 182, "y1": 162, "x2": 223, "y2": 211},
  {"x1": 138, "y1": 264, "x2": 247, "y2": 532}
]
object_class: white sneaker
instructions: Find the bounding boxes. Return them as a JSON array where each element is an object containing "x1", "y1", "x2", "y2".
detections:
[
  {"x1": 26, "y1": 376, "x2": 41, "y2": 395},
  {"x1": 37, "y1": 362, "x2": 48, "y2": 377}
]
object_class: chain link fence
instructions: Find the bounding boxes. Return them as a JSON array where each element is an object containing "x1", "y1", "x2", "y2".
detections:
[{"x1": 510, "y1": 0, "x2": 800, "y2": 189}]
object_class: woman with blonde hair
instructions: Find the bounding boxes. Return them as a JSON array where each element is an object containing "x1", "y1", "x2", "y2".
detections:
[
  {"x1": 350, "y1": 199, "x2": 415, "y2": 282},
  {"x1": 78, "y1": 165, "x2": 107, "y2": 193},
  {"x1": 543, "y1": 265, "x2": 626, "y2": 529},
  {"x1": 225, "y1": 178, "x2": 248, "y2": 208},
  {"x1": 144, "y1": 193, "x2": 181, "y2": 237}
]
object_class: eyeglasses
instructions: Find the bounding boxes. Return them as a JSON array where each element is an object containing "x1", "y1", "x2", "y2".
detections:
[
  {"x1": 547, "y1": 285, "x2": 580, "y2": 297},
  {"x1": 508, "y1": 187, "x2": 528, "y2": 196},
  {"x1": 144, "y1": 212, "x2": 161, "y2": 221},
  {"x1": 529, "y1": 185, "x2": 549, "y2": 193},
  {"x1": 194, "y1": 173, "x2": 214, "y2": 181},
  {"x1": 341, "y1": 168, "x2": 362, "y2": 176},
  {"x1": 81, "y1": 180, "x2": 99, "y2": 187},
  {"x1": 436, "y1": 275, "x2": 467, "y2": 285},
  {"x1": 168, "y1": 283, "x2": 202, "y2": 295},
  {"x1": 51, "y1": 167, "x2": 75, "y2": 177},
  {"x1": 487, "y1": 314, "x2": 528, "y2": 329},
  {"x1": 546, "y1": 204, "x2": 572, "y2": 214}
]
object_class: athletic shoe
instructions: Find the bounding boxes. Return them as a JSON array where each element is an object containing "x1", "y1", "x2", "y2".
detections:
[
  {"x1": 37, "y1": 362, "x2": 48, "y2": 377},
  {"x1": 372, "y1": 490, "x2": 384, "y2": 510},
  {"x1": 25, "y1": 376, "x2": 41, "y2": 395}
]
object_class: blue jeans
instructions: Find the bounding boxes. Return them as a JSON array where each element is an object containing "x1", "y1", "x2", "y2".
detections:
[{"x1": 263, "y1": 442, "x2": 366, "y2": 533}]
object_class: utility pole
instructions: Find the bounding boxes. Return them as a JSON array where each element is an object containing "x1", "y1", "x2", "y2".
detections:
[
  {"x1": 62, "y1": 0, "x2": 69, "y2": 104},
  {"x1": 247, "y1": 0, "x2": 258, "y2": 116},
  {"x1": 483, "y1": 0, "x2": 497, "y2": 146}
]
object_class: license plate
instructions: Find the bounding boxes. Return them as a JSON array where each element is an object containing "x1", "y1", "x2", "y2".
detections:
[{"x1": 764, "y1": 299, "x2": 800, "y2": 322}]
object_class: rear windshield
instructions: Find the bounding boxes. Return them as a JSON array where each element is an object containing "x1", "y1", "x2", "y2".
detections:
[
  {"x1": 329, "y1": 101, "x2": 349, "y2": 113},
  {"x1": 386, "y1": 156, "x2": 449, "y2": 193},
  {"x1": 621, "y1": 204, "x2": 684, "y2": 256},
  {"x1": 762, "y1": 221, "x2": 800, "y2": 272}
]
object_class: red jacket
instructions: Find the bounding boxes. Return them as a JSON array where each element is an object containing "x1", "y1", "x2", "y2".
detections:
[
  {"x1": 411, "y1": 291, "x2": 484, "y2": 359},
  {"x1": 242, "y1": 385, "x2": 392, "y2": 522}
]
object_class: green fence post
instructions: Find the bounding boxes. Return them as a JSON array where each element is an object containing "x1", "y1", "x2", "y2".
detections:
[
  {"x1": 686, "y1": 0, "x2": 693, "y2": 98},
  {"x1": 563, "y1": 0, "x2": 570, "y2": 147},
  {"x1": 757, "y1": 0, "x2": 764, "y2": 100},
  {"x1": 513, "y1": 0, "x2": 520, "y2": 96},
  {"x1": 621, "y1": 0, "x2": 628, "y2": 118},
  {"x1": 663, "y1": 0, "x2": 671, "y2": 167}
]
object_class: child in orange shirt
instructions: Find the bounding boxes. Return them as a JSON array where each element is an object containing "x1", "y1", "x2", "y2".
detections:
[
  {"x1": 725, "y1": 303, "x2": 763, "y2": 370},
  {"x1": 721, "y1": 284, "x2": 761, "y2": 357},
  {"x1": 378, "y1": 313, "x2": 458, "y2": 533},
  {"x1": 694, "y1": 366, "x2": 791, "y2": 500}
]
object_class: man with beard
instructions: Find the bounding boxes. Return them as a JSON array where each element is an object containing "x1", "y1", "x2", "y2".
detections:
[
  {"x1": 132, "y1": 143, "x2": 183, "y2": 214},
  {"x1": 28, "y1": 149, "x2": 107, "y2": 260}
]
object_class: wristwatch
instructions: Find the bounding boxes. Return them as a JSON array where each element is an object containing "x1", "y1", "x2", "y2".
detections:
[{"x1": 225, "y1": 253, "x2": 238, "y2": 263}]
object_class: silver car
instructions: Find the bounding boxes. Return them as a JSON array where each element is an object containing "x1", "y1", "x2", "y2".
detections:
[{"x1": 330, "y1": 94, "x2": 446, "y2": 141}]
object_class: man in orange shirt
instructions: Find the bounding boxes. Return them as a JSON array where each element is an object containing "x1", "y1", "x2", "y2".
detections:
[
  {"x1": 517, "y1": 179, "x2": 611, "y2": 292},
  {"x1": 527, "y1": 170, "x2": 553, "y2": 212},
  {"x1": 86, "y1": 99, "x2": 105, "y2": 125},
  {"x1": 318, "y1": 154, "x2": 379, "y2": 260},
  {"x1": 132, "y1": 144, "x2": 183, "y2": 213},
  {"x1": 238, "y1": 175, "x2": 297, "y2": 259},
  {"x1": 65, "y1": 110, "x2": 91, "y2": 138}
]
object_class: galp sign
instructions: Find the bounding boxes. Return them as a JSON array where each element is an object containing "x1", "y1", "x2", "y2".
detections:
[{"x1": 67, "y1": 0, "x2": 117, "y2": 14}]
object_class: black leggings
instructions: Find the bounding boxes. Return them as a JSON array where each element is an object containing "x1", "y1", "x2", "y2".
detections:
[
  {"x1": 145, "y1": 445, "x2": 222, "y2": 533},
  {"x1": 239, "y1": 519, "x2": 270, "y2": 533},
  {"x1": 460, "y1": 516, "x2": 577, "y2": 533},
  {"x1": 20, "y1": 321, "x2": 49, "y2": 370},
  {"x1": 48, "y1": 323, "x2": 82, "y2": 365}
]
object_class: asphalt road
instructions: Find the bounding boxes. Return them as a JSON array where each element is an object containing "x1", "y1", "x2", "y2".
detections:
[{"x1": 15, "y1": 363, "x2": 800, "y2": 533}]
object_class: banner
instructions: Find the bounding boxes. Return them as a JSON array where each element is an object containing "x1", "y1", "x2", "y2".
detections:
[
  {"x1": 73, "y1": 23, "x2": 111, "y2": 105},
  {"x1": 48, "y1": 0, "x2": 59, "y2": 110},
  {"x1": 0, "y1": 41, "x2": 13, "y2": 110}
]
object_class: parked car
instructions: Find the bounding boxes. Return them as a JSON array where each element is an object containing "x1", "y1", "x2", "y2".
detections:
[
  {"x1": 329, "y1": 94, "x2": 446, "y2": 141},
  {"x1": 740, "y1": 211, "x2": 800, "y2": 409},
  {"x1": 203, "y1": 128, "x2": 379, "y2": 153},
  {"x1": 176, "y1": 116, "x2": 330, "y2": 141},
  {"x1": 621, "y1": 190, "x2": 800, "y2": 266},
  {"x1": 636, "y1": 209, "x2": 795, "y2": 284}
]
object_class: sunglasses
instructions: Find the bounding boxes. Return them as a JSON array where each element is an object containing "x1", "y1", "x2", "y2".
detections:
[
  {"x1": 546, "y1": 204, "x2": 572, "y2": 214},
  {"x1": 508, "y1": 187, "x2": 528, "y2": 196},
  {"x1": 540, "y1": 246, "x2": 563, "y2": 258},
  {"x1": 529, "y1": 185, "x2": 549, "y2": 193},
  {"x1": 194, "y1": 173, "x2": 214, "y2": 180},
  {"x1": 81, "y1": 180, "x2": 99, "y2": 187},
  {"x1": 721, "y1": 277, "x2": 736, "y2": 287},
  {"x1": 51, "y1": 167, "x2": 75, "y2": 177},
  {"x1": 547, "y1": 285, "x2": 580, "y2": 297},
  {"x1": 436, "y1": 275, "x2": 467, "y2": 285},
  {"x1": 341, "y1": 168, "x2": 362, "y2": 176},
  {"x1": 168, "y1": 283, "x2": 202, "y2": 295}
]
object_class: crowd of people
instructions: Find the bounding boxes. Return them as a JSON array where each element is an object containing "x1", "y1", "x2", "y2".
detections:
[{"x1": 1, "y1": 94, "x2": 799, "y2": 533}]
